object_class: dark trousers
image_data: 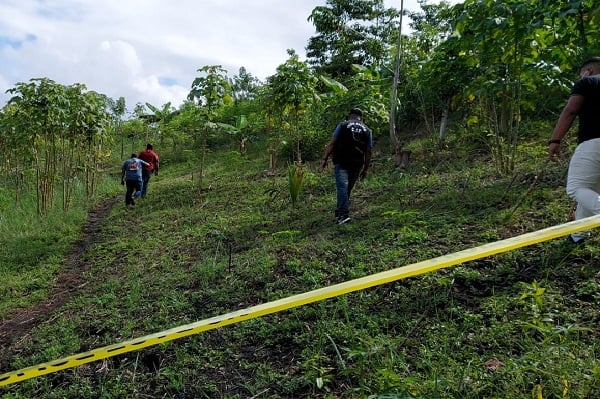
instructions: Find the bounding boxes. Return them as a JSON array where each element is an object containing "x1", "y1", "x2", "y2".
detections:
[
  {"x1": 141, "y1": 170, "x2": 153, "y2": 197},
  {"x1": 125, "y1": 179, "x2": 142, "y2": 205}
]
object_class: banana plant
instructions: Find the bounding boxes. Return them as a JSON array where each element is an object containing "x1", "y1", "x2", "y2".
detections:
[{"x1": 217, "y1": 115, "x2": 254, "y2": 155}]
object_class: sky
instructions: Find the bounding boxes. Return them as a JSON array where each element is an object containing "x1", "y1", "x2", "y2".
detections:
[{"x1": 0, "y1": 0, "x2": 459, "y2": 113}]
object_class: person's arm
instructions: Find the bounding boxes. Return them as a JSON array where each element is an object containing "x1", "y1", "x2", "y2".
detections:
[
  {"x1": 360, "y1": 129, "x2": 373, "y2": 178},
  {"x1": 361, "y1": 147, "x2": 372, "y2": 179},
  {"x1": 549, "y1": 94, "x2": 583, "y2": 161},
  {"x1": 321, "y1": 124, "x2": 341, "y2": 169},
  {"x1": 120, "y1": 164, "x2": 125, "y2": 184},
  {"x1": 321, "y1": 136, "x2": 337, "y2": 169},
  {"x1": 154, "y1": 154, "x2": 159, "y2": 175}
]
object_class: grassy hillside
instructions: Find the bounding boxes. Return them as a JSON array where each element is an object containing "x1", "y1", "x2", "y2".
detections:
[{"x1": 2, "y1": 135, "x2": 600, "y2": 398}]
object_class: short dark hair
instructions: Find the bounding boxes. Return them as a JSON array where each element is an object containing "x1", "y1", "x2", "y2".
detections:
[
  {"x1": 131, "y1": 153, "x2": 137, "y2": 158},
  {"x1": 349, "y1": 108, "x2": 363, "y2": 117},
  {"x1": 146, "y1": 143, "x2": 153, "y2": 150},
  {"x1": 580, "y1": 57, "x2": 600, "y2": 69}
]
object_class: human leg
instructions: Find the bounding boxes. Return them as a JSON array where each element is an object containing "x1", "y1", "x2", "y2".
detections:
[
  {"x1": 334, "y1": 164, "x2": 351, "y2": 222},
  {"x1": 141, "y1": 171, "x2": 151, "y2": 197},
  {"x1": 133, "y1": 179, "x2": 143, "y2": 199},
  {"x1": 125, "y1": 180, "x2": 136, "y2": 205},
  {"x1": 565, "y1": 139, "x2": 600, "y2": 241},
  {"x1": 347, "y1": 167, "x2": 360, "y2": 199}
]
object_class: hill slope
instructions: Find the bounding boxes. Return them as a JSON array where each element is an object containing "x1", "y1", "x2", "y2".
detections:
[{"x1": 2, "y1": 143, "x2": 600, "y2": 398}]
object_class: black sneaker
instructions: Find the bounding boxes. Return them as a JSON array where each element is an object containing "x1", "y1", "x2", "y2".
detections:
[{"x1": 337, "y1": 215, "x2": 351, "y2": 225}]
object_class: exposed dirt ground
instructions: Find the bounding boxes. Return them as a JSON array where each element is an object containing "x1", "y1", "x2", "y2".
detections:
[{"x1": 0, "y1": 196, "x2": 120, "y2": 354}]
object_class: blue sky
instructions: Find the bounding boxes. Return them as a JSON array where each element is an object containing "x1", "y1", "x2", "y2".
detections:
[{"x1": 0, "y1": 0, "x2": 458, "y2": 113}]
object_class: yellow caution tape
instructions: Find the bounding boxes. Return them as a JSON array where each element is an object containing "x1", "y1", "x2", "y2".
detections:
[{"x1": 2, "y1": 215, "x2": 599, "y2": 387}]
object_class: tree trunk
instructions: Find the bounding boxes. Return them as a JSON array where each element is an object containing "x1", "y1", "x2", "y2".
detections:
[
  {"x1": 398, "y1": 150, "x2": 411, "y2": 169},
  {"x1": 388, "y1": 0, "x2": 404, "y2": 151},
  {"x1": 199, "y1": 138, "x2": 206, "y2": 195},
  {"x1": 438, "y1": 101, "x2": 449, "y2": 142}
]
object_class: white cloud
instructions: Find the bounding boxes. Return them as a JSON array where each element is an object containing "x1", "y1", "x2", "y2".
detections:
[{"x1": 0, "y1": 0, "x2": 458, "y2": 112}]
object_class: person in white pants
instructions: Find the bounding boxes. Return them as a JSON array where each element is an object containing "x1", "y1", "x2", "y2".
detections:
[{"x1": 549, "y1": 57, "x2": 600, "y2": 243}]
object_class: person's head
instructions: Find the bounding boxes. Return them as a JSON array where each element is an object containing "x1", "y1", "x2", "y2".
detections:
[
  {"x1": 579, "y1": 57, "x2": 600, "y2": 78},
  {"x1": 348, "y1": 108, "x2": 363, "y2": 120},
  {"x1": 131, "y1": 153, "x2": 137, "y2": 159},
  {"x1": 146, "y1": 143, "x2": 153, "y2": 150}
]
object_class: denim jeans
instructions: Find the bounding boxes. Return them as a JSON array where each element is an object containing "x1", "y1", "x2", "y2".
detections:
[
  {"x1": 141, "y1": 171, "x2": 152, "y2": 197},
  {"x1": 334, "y1": 164, "x2": 360, "y2": 217},
  {"x1": 566, "y1": 138, "x2": 600, "y2": 240}
]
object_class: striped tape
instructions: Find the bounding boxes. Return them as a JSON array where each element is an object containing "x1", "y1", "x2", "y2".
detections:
[{"x1": 1, "y1": 215, "x2": 599, "y2": 387}]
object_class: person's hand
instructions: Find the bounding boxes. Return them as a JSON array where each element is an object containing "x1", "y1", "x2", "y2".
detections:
[
  {"x1": 154, "y1": 171, "x2": 158, "y2": 176},
  {"x1": 320, "y1": 158, "x2": 328, "y2": 170},
  {"x1": 548, "y1": 142, "x2": 561, "y2": 161},
  {"x1": 120, "y1": 179, "x2": 124, "y2": 185}
]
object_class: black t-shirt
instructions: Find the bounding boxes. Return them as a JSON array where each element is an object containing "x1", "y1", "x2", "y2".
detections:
[
  {"x1": 332, "y1": 120, "x2": 372, "y2": 169},
  {"x1": 571, "y1": 75, "x2": 600, "y2": 143}
]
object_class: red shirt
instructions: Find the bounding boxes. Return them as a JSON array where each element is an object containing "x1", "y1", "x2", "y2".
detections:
[{"x1": 138, "y1": 149, "x2": 159, "y2": 172}]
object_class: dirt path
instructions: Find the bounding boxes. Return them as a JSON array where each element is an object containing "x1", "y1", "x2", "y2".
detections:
[{"x1": 0, "y1": 196, "x2": 121, "y2": 352}]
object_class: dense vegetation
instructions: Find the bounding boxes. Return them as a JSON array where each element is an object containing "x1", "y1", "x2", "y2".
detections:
[{"x1": 1, "y1": 0, "x2": 600, "y2": 397}]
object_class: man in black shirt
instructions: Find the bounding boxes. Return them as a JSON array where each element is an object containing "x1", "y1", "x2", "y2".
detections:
[
  {"x1": 321, "y1": 108, "x2": 373, "y2": 224},
  {"x1": 549, "y1": 57, "x2": 600, "y2": 243}
]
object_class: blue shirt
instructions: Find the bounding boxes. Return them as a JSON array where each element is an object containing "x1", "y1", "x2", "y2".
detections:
[{"x1": 122, "y1": 158, "x2": 148, "y2": 181}]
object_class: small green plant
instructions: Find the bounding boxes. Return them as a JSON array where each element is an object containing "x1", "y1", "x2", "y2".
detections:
[
  {"x1": 517, "y1": 280, "x2": 553, "y2": 335},
  {"x1": 288, "y1": 162, "x2": 305, "y2": 207},
  {"x1": 381, "y1": 209, "x2": 420, "y2": 224},
  {"x1": 302, "y1": 353, "x2": 334, "y2": 393}
]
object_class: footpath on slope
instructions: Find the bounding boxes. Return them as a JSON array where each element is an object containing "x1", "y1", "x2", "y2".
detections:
[{"x1": 0, "y1": 196, "x2": 121, "y2": 358}]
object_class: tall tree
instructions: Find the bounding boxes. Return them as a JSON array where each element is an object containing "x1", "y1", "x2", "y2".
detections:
[
  {"x1": 389, "y1": 0, "x2": 404, "y2": 153},
  {"x1": 107, "y1": 96, "x2": 126, "y2": 158},
  {"x1": 401, "y1": 1, "x2": 466, "y2": 141},
  {"x1": 266, "y1": 49, "x2": 318, "y2": 164},
  {"x1": 0, "y1": 104, "x2": 29, "y2": 201},
  {"x1": 7, "y1": 78, "x2": 69, "y2": 214},
  {"x1": 438, "y1": 0, "x2": 598, "y2": 172},
  {"x1": 188, "y1": 65, "x2": 232, "y2": 193},
  {"x1": 534, "y1": 0, "x2": 599, "y2": 71},
  {"x1": 307, "y1": 0, "x2": 399, "y2": 78},
  {"x1": 230, "y1": 67, "x2": 261, "y2": 103},
  {"x1": 5, "y1": 78, "x2": 110, "y2": 214},
  {"x1": 63, "y1": 86, "x2": 110, "y2": 203}
]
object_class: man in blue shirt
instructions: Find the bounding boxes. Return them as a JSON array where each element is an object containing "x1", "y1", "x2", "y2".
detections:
[
  {"x1": 120, "y1": 153, "x2": 149, "y2": 207},
  {"x1": 321, "y1": 108, "x2": 373, "y2": 224}
]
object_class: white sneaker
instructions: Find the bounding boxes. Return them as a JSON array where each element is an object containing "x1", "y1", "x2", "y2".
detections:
[{"x1": 337, "y1": 215, "x2": 351, "y2": 225}]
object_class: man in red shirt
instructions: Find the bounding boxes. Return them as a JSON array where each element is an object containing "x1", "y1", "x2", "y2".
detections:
[{"x1": 138, "y1": 143, "x2": 160, "y2": 198}]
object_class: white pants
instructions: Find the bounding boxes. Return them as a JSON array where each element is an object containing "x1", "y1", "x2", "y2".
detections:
[{"x1": 566, "y1": 138, "x2": 600, "y2": 241}]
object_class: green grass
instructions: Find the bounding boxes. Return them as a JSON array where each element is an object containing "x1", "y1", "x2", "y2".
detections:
[
  {"x1": 1, "y1": 137, "x2": 600, "y2": 398},
  {"x1": 0, "y1": 184, "x2": 91, "y2": 314}
]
